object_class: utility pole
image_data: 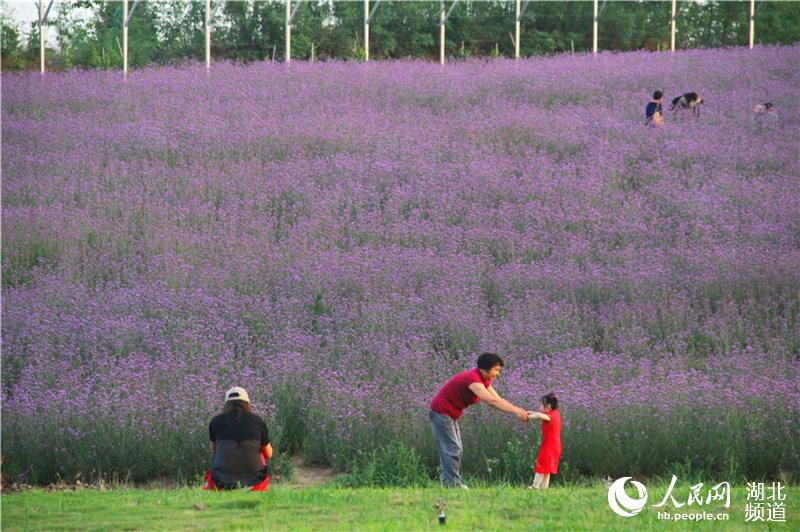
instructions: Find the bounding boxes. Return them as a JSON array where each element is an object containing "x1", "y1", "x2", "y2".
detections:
[
  {"x1": 515, "y1": 1, "x2": 532, "y2": 60},
  {"x1": 439, "y1": 1, "x2": 459, "y2": 65},
  {"x1": 593, "y1": 0, "x2": 598, "y2": 55},
  {"x1": 285, "y1": 1, "x2": 306, "y2": 64},
  {"x1": 365, "y1": 0, "x2": 382, "y2": 62},
  {"x1": 515, "y1": 0, "x2": 520, "y2": 60},
  {"x1": 39, "y1": 0, "x2": 45, "y2": 73},
  {"x1": 206, "y1": 0, "x2": 211, "y2": 69},
  {"x1": 123, "y1": 0, "x2": 128, "y2": 77},
  {"x1": 122, "y1": 0, "x2": 141, "y2": 78},
  {"x1": 671, "y1": 0, "x2": 676, "y2": 52},
  {"x1": 205, "y1": 1, "x2": 225, "y2": 70},
  {"x1": 37, "y1": 0, "x2": 55, "y2": 73},
  {"x1": 286, "y1": 0, "x2": 291, "y2": 63},
  {"x1": 440, "y1": 2, "x2": 445, "y2": 65}
]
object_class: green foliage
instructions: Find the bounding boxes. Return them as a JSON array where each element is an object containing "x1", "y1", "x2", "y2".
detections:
[
  {"x1": 2, "y1": 232, "x2": 61, "y2": 287},
  {"x1": 1, "y1": 12, "x2": 20, "y2": 57},
  {"x1": 272, "y1": 387, "x2": 310, "y2": 456},
  {"x1": 337, "y1": 441, "x2": 432, "y2": 487},
  {"x1": 2, "y1": 401, "x2": 796, "y2": 487},
  {"x1": 269, "y1": 452, "x2": 295, "y2": 482},
  {"x1": 3, "y1": 1, "x2": 799, "y2": 69},
  {"x1": 4, "y1": 484, "x2": 799, "y2": 530}
]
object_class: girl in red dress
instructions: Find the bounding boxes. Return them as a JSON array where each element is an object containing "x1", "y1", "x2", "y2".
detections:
[{"x1": 528, "y1": 393, "x2": 561, "y2": 489}]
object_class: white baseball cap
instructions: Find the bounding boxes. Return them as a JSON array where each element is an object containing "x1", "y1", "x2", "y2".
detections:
[{"x1": 225, "y1": 387, "x2": 250, "y2": 403}]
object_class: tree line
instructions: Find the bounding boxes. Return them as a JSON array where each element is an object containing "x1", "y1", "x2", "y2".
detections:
[{"x1": 2, "y1": 1, "x2": 799, "y2": 70}]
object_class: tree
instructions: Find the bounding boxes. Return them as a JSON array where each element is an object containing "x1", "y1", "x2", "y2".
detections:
[
  {"x1": 1, "y1": 16, "x2": 19, "y2": 56},
  {"x1": 1, "y1": 1, "x2": 798, "y2": 68},
  {"x1": 1, "y1": 9, "x2": 26, "y2": 70}
]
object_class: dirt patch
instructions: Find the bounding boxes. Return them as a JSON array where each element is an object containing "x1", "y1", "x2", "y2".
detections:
[{"x1": 288, "y1": 456, "x2": 339, "y2": 487}]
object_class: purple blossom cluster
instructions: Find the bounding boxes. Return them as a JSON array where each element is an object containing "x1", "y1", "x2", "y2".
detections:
[{"x1": 2, "y1": 46, "x2": 799, "y2": 483}]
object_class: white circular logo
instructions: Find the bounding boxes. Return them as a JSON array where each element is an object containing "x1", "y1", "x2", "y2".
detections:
[{"x1": 608, "y1": 477, "x2": 648, "y2": 517}]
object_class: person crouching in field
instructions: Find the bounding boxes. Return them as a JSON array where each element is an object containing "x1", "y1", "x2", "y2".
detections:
[
  {"x1": 429, "y1": 353, "x2": 531, "y2": 489},
  {"x1": 645, "y1": 90, "x2": 664, "y2": 127},
  {"x1": 754, "y1": 102, "x2": 778, "y2": 122},
  {"x1": 528, "y1": 393, "x2": 561, "y2": 490},
  {"x1": 203, "y1": 387, "x2": 273, "y2": 491}
]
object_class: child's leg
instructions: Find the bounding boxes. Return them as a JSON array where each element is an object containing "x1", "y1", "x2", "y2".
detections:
[
  {"x1": 532, "y1": 473, "x2": 545, "y2": 489},
  {"x1": 542, "y1": 474, "x2": 550, "y2": 489}
]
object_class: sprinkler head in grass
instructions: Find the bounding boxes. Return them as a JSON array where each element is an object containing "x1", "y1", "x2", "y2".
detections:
[{"x1": 435, "y1": 499, "x2": 446, "y2": 525}]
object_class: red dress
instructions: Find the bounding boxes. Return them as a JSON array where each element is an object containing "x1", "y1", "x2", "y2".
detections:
[{"x1": 534, "y1": 409, "x2": 562, "y2": 474}]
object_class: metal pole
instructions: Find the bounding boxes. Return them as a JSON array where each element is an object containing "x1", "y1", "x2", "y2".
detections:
[
  {"x1": 365, "y1": 0, "x2": 369, "y2": 61},
  {"x1": 206, "y1": 0, "x2": 211, "y2": 69},
  {"x1": 123, "y1": 0, "x2": 128, "y2": 77},
  {"x1": 285, "y1": 0, "x2": 291, "y2": 63},
  {"x1": 39, "y1": 0, "x2": 44, "y2": 73},
  {"x1": 749, "y1": 0, "x2": 755, "y2": 49},
  {"x1": 440, "y1": 3, "x2": 445, "y2": 65},
  {"x1": 671, "y1": 0, "x2": 676, "y2": 52},
  {"x1": 593, "y1": 0, "x2": 598, "y2": 55},
  {"x1": 515, "y1": 0, "x2": 520, "y2": 60}
]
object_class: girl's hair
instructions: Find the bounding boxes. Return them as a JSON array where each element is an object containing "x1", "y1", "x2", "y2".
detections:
[
  {"x1": 223, "y1": 399, "x2": 252, "y2": 420},
  {"x1": 540, "y1": 393, "x2": 558, "y2": 410}
]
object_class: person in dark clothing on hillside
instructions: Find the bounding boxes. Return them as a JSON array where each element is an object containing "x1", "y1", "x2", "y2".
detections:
[
  {"x1": 645, "y1": 90, "x2": 664, "y2": 127},
  {"x1": 203, "y1": 387, "x2": 273, "y2": 491}
]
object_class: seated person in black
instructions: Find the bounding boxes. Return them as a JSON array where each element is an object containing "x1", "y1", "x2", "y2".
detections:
[
  {"x1": 208, "y1": 387, "x2": 273, "y2": 489},
  {"x1": 645, "y1": 90, "x2": 664, "y2": 127}
]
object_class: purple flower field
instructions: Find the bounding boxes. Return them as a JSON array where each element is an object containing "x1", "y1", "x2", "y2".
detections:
[{"x1": 2, "y1": 46, "x2": 799, "y2": 484}]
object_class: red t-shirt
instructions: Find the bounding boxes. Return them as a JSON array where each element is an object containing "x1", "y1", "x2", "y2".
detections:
[
  {"x1": 430, "y1": 368, "x2": 492, "y2": 420},
  {"x1": 539, "y1": 408, "x2": 562, "y2": 455}
]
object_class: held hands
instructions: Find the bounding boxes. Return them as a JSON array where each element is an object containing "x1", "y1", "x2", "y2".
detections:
[
  {"x1": 516, "y1": 408, "x2": 531, "y2": 423},
  {"x1": 526, "y1": 410, "x2": 551, "y2": 422}
]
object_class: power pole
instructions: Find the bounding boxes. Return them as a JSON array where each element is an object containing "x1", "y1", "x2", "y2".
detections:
[
  {"x1": 670, "y1": 0, "x2": 676, "y2": 52},
  {"x1": 593, "y1": 0, "x2": 598, "y2": 55},
  {"x1": 515, "y1": 1, "x2": 532, "y2": 60},
  {"x1": 440, "y1": 2, "x2": 445, "y2": 65},
  {"x1": 205, "y1": 1, "x2": 225, "y2": 70},
  {"x1": 286, "y1": 0, "x2": 291, "y2": 63},
  {"x1": 39, "y1": 0, "x2": 45, "y2": 73},
  {"x1": 285, "y1": 1, "x2": 306, "y2": 64},
  {"x1": 515, "y1": 0, "x2": 520, "y2": 60},
  {"x1": 206, "y1": 0, "x2": 211, "y2": 69},
  {"x1": 123, "y1": 0, "x2": 128, "y2": 77},
  {"x1": 439, "y1": 1, "x2": 459, "y2": 65},
  {"x1": 365, "y1": 0, "x2": 382, "y2": 62},
  {"x1": 122, "y1": 0, "x2": 141, "y2": 78},
  {"x1": 37, "y1": 0, "x2": 54, "y2": 73}
]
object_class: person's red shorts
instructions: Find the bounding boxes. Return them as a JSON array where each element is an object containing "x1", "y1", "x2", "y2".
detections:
[
  {"x1": 534, "y1": 450, "x2": 560, "y2": 475},
  {"x1": 202, "y1": 452, "x2": 271, "y2": 491}
]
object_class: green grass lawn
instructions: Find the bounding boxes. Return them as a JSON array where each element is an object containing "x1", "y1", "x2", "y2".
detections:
[{"x1": 2, "y1": 483, "x2": 797, "y2": 531}]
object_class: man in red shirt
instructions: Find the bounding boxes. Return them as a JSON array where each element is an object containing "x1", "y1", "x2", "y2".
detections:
[{"x1": 429, "y1": 353, "x2": 531, "y2": 488}]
